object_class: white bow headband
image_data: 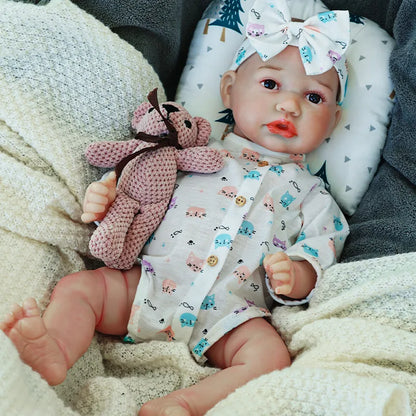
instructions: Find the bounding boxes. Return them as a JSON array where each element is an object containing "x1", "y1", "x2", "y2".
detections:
[{"x1": 230, "y1": 0, "x2": 350, "y2": 103}]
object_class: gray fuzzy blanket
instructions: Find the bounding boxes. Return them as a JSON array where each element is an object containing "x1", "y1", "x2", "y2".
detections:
[{"x1": 323, "y1": 0, "x2": 416, "y2": 261}]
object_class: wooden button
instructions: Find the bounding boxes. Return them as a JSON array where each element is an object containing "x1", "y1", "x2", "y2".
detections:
[
  {"x1": 235, "y1": 195, "x2": 246, "y2": 206},
  {"x1": 207, "y1": 255, "x2": 218, "y2": 267}
]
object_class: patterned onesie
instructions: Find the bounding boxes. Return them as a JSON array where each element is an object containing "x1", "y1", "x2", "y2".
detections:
[{"x1": 126, "y1": 132, "x2": 349, "y2": 361}]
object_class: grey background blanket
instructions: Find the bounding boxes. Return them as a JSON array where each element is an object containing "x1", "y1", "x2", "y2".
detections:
[
  {"x1": 68, "y1": 0, "x2": 415, "y2": 263},
  {"x1": 324, "y1": 0, "x2": 416, "y2": 262}
]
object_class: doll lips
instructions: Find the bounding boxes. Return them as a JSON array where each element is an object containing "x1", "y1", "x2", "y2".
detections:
[{"x1": 267, "y1": 119, "x2": 297, "y2": 138}]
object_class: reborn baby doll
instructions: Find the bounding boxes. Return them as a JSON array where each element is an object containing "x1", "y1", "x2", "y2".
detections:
[
  {"x1": 1, "y1": 1, "x2": 350, "y2": 414},
  {"x1": 84, "y1": 89, "x2": 224, "y2": 269}
]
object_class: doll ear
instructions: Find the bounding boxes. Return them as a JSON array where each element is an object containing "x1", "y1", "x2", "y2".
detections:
[
  {"x1": 194, "y1": 116, "x2": 212, "y2": 146},
  {"x1": 220, "y1": 70, "x2": 237, "y2": 110},
  {"x1": 131, "y1": 102, "x2": 153, "y2": 130}
]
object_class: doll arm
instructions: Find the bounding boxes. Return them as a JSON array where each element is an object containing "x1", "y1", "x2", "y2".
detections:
[
  {"x1": 85, "y1": 139, "x2": 144, "y2": 167},
  {"x1": 265, "y1": 180, "x2": 349, "y2": 305},
  {"x1": 81, "y1": 171, "x2": 117, "y2": 223},
  {"x1": 263, "y1": 252, "x2": 317, "y2": 299},
  {"x1": 176, "y1": 147, "x2": 224, "y2": 173}
]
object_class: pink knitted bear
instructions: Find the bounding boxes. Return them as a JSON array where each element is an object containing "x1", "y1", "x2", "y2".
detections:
[{"x1": 85, "y1": 89, "x2": 224, "y2": 269}]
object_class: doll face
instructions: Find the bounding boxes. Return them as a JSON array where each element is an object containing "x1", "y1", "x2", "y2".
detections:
[{"x1": 220, "y1": 46, "x2": 342, "y2": 154}]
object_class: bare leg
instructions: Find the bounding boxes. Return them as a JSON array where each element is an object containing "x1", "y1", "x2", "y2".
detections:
[
  {"x1": 139, "y1": 317, "x2": 291, "y2": 416},
  {"x1": 0, "y1": 266, "x2": 141, "y2": 385}
]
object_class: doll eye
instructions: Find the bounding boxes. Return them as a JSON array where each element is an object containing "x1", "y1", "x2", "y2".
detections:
[
  {"x1": 184, "y1": 120, "x2": 192, "y2": 129},
  {"x1": 162, "y1": 104, "x2": 180, "y2": 113},
  {"x1": 306, "y1": 93, "x2": 324, "y2": 104},
  {"x1": 261, "y1": 79, "x2": 279, "y2": 90}
]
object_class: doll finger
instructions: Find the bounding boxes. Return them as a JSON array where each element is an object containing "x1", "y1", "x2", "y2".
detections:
[
  {"x1": 0, "y1": 317, "x2": 11, "y2": 332},
  {"x1": 84, "y1": 202, "x2": 106, "y2": 214},
  {"x1": 263, "y1": 254, "x2": 273, "y2": 274},
  {"x1": 271, "y1": 270, "x2": 291, "y2": 284},
  {"x1": 102, "y1": 171, "x2": 117, "y2": 185},
  {"x1": 263, "y1": 253, "x2": 274, "y2": 265},
  {"x1": 265, "y1": 251, "x2": 288, "y2": 264},
  {"x1": 10, "y1": 303, "x2": 25, "y2": 321},
  {"x1": 268, "y1": 261, "x2": 292, "y2": 277},
  {"x1": 263, "y1": 253, "x2": 288, "y2": 273},
  {"x1": 1, "y1": 312, "x2": 15, "y2": 327},
  {"x1": 270, "y1": 276, "x2": 284, "y2": 289},
  {"x1": 271, "y1": 273, "x2": 294, "y2": 294},
  {"x1": 274, "y1": 283, "x2": 293, "y2": 296},
  {"x1": 87, "y1": 193, "x2": 109, "y2": 205},
  {"x1": 83, "y1": 184, "x2": 103, "y2": 211},
  {"x1": 89, "y1": 182, "x2": 112, "y2": 196},
  {"x1": 81, "y1": 212, "x2": 97, "y2": 223}
]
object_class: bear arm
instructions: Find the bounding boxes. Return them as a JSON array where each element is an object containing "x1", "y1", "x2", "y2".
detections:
[
  {"x1": 85, "y1": 140, "x2": 145, "y2": 167},
  {"x1": 176, "y1": 147, "x2": 224, "y2": 173}
]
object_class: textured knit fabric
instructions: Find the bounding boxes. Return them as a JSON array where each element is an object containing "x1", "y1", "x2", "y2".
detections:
[
  {"x1": 0, "y1": 1, "x2": 415, "y2": 415},
  {"x1": 0, "y1": 0, "x2": 164, "y2": 302},
  {"x1": 71, "y1": 0, "x2": 212, "y2": 99},
  {"x1": 209, "y1": 252, "x2": 416, "y2": 415},
  {"x1": 85, "y1": 98, "x2": 223, "y2": 269}
]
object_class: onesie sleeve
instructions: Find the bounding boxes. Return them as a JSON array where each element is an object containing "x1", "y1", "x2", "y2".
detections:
[{"x1": 267, "y1": 180, "x2": 350, "y2": 305}]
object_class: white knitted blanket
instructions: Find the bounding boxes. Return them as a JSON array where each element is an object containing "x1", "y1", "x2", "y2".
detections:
[{"x1": 0, "y1": 1, "x2": 415, "y2": 415}]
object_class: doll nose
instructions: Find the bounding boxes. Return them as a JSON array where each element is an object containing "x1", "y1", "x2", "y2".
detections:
[{"x1": 276, "y1": 94, "x2": 301, "y2": 117}]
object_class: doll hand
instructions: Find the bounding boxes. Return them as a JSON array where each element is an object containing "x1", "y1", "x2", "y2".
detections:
[
  {"x1": 81, "y1": 171, "x2": 117, "y2": 223},
  {"x1": 263, "y1": 252, "x2": 296, "y2": 296}
]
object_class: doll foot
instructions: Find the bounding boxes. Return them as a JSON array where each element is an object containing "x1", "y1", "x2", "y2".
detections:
[
  {"x1": 139, "y1": 393, "x2": 193, "y2": 416},
  {"x1": 0, "y1": 298, "x2": 68, "y2": 385}
]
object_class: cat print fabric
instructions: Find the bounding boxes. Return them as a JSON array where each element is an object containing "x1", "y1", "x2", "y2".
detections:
[{"x1": 127, "y1": 132, "x2": 349, "y2": 362}]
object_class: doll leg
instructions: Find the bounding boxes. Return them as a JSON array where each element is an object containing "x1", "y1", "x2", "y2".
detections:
[
  {"x1": 139, "y1": 317, "x2": 290, "y2": 416},
  {"x1": 0, "y1": 266, "x2": 140, "y2": 386},
  {"x1": 108, "y1": 199, "x2": 170, "y2": 270},
  {"x1": 89, "y1": 191, "x2": 141, "y2": 264}
]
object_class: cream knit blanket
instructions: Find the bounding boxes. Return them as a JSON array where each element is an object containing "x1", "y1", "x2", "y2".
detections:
[{"x1": 0, "y1": 1, "x2": 414, "y2": 415}]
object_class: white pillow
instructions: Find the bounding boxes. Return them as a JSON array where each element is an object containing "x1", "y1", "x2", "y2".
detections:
[{"x1": 175, "y1": 0, "x2": 395, "y2": 215}]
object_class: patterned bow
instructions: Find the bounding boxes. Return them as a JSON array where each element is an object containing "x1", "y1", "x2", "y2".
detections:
[{"x1": 237, "y1": 0, "x2": 350, "y2": 77}]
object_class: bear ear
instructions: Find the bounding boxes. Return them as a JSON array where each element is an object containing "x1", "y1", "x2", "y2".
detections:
[
  {"x1": 131, "y1": 102, "x2": 153, "y2": 130},
  {"x1": 194, "y1": 116, "x2": 212, "y2": 146}
]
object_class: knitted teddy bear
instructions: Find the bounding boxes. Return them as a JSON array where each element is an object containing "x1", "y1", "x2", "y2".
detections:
[{"x1": 85, "y1": 89, "x2": 224, "y2": 269}]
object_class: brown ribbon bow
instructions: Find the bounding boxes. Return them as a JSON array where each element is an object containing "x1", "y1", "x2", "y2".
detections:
[{"x1": 115, "y1": 88, "x2": 182, "y2": 179}]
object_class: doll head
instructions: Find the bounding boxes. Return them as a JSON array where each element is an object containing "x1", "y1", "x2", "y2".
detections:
[
  {"x1": 220, "y1": 45, "x2": 342, "y2": 155},
  {"x1": 131, "y1": 90, "x2": 212, "y2": 149},
  {"x1": 115, "y1": 89, "x2": 213, "y2": 180},
  {"x1": 220, "y1": 0, "x2": 349, "y2": 155}
]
